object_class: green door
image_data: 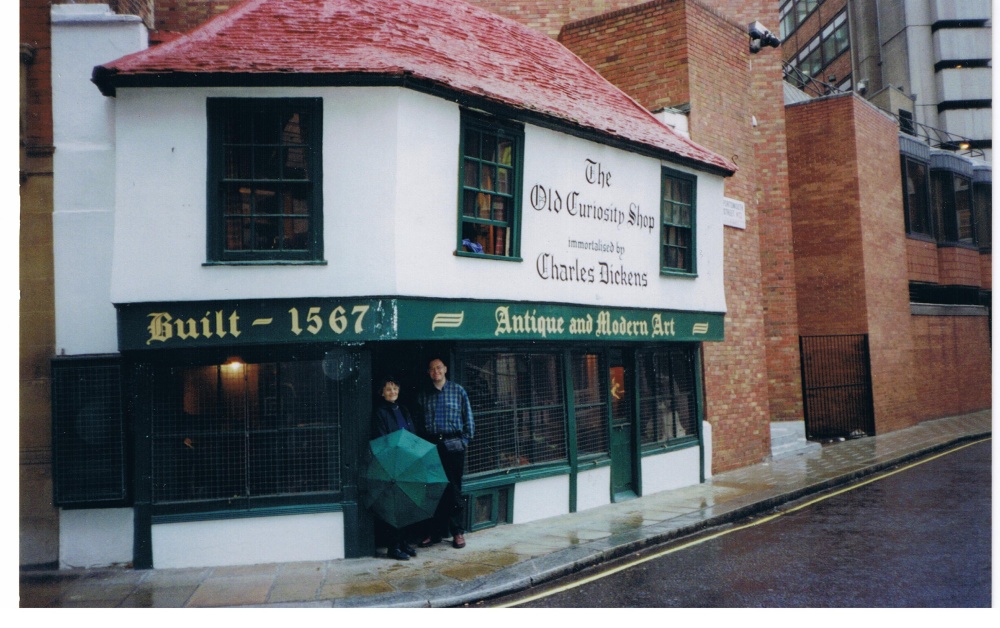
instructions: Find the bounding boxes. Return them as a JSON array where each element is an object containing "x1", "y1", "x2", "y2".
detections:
[{"x1": 609, "y1": 351, "x2": 636, "y2": 501}]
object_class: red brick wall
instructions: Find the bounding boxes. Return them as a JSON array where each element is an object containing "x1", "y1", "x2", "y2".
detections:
[
  {"x1": 559, "y1": 1, "x2": 691, "y2": 112},
  {"x1": 562, "y1": 1, "x2": 772, "y2": 472},
  {"x1": 700, "y1": 0, "x2": 803, "y2": 424},
  {"x1": 21, "y1": 0, "x2": 52, "y2": 149},
  {"x1": 907, "y1": 238, "x2": 940, "y2": 284},
  {"x1": 20, "y1": 0, "x2": 58, "y2": 567},
  {"x1": 911, "y1": 314, "x2": 992, "y2": 418},
  {"x1": 152, "y1": 0, "x2": 236, "y2": 33},
  {"x1": 981, "y1": 253, "x2": 992, "y2": 290},
  {"x1": 937, "y1": 247, "x2": 983, "y2": 287},
  {"x1": 686, "y1": 3, "x2": 772, "y2": 470},
  {"x1": 786, "y1": 94, "x2": 869, "y2": 336},
  {"x1": 852, "y1": 97, "x2": 918, "y2": 432},
  {"x1": 468, "y1": 0, "x2": 650, "y2": 37}
]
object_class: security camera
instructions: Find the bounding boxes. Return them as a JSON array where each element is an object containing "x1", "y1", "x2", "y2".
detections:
[
  {"x1": 856, "y1": 79, "x2": 868, "y2": 96},
  {"x1": 748, "y1": 20, "x2": 781, "y2": 53}
]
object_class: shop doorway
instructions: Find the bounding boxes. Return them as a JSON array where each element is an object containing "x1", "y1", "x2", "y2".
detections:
[
  {"x1": 609, "y1": 350, "x2": 637, "y2": 501},
  {"x1": 369, "y1": 341, "x2": 459, "y2": 429}
]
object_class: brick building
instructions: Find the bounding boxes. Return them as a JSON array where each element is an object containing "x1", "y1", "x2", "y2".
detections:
[{"x1": 19, "y1": 0, "x2": 990, "y2": 570}]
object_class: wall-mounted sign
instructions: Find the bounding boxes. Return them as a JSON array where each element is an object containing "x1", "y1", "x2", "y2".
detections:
[
  {"x1": 722, "y1": 197, "x2": 746, "y2": 230},
  {"x1": 117, "y1": 298, "x2": 725, "y2": 351}
]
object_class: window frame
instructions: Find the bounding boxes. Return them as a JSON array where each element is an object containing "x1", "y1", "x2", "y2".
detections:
[
  {"x1": 147, "y1": 357, "x2": 343, "y2": 515},
  {"x1": 461, "y1": 349, "x2": 568, "y2": 478},
  {"x1": 456, "y1": 111, "x2": 524, "y2": 261},
  {"x1": 932, "y1": 169, "x2": 977, "y2": 246},
  {"x1": 973, "y1": 181, "x2": 991, "y2": 251},
  {"x1": 901, "y1": 155, "x2": 935, "y2": 239},
  {"x1": 660, "y1": 166, "x2": 698, "y2": 276},
  {"x1": 206, "y1": 97, "x2": 324, "y2": 264},
  {"x1": 636, "y1": 346, "x2": 700, "y2": 452}
]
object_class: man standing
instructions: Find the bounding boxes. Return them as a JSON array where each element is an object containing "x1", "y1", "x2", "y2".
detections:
[{"x1": 417, "y1": 357, "x2": 474, "y2": 549}]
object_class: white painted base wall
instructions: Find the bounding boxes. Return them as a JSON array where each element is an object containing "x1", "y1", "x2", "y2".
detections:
[
  {"x1": 151, "y1": 512, "x2": 344, "y2": 569},
  {"x1": 702, "y1": 420, "x2": 713, "y2": 479},
  {"x1": 512, "y1": 475, "x2": 570, "y2": 524},
  {"x1": 575, "y1": 466, "x2": 612, "y2": 512},
  {"x1": 59, "y1": 508, "x2": 134, "y2": 569},
  {"x1": 640, "y1": 445, "x2": 701, "y2": 495}
]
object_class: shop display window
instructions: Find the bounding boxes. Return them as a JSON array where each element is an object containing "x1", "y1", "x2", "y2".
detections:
[
  {"x1": 462, "y1": 351, "x2": 566, "y2": 474},
  {"x1": 572, "y1": 352, "x2": 609, "y2": 458},
  {"x1": 149, "y1": 359, "x2": 340, "y2": 507},
  {"x1": 637, "y1": 347, "x2": 699, "y2": 448}
]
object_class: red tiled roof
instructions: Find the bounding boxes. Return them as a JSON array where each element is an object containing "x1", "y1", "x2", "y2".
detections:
[{"x1": 93, "y1": 0, "x2": 735, "y2": 175}]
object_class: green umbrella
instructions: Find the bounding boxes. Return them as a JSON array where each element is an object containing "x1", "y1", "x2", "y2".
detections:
[{"x1": 364, "y1": 430, "x2": 450, "y2": 529}]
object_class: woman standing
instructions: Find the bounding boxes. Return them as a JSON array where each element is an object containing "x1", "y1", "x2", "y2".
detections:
[{"x1": 371, "y1": 375, "x2": 419, "y2": 560}]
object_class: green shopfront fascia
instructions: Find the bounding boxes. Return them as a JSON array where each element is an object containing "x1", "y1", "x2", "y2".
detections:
[{"x1": 54, "y1": 297, "x2": 722, "y2": 566}]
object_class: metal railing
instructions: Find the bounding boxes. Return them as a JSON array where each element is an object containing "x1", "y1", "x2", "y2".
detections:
[{"x1": 782, "y1": 63, "x2": 985, "y2": 160}]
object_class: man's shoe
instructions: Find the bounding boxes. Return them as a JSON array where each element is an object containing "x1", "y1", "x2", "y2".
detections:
[
  {"x1": 387, "y1": 546, "x2": 410, "y2": 561},
  {"x1": 452, "y1": 533, "x2": 466, "y2": 549},
  {"x1": 418, "y1": 536, "x2": 441, "y2": 548},
  {"x1": 400, "y1": 542, "x2": 417, "y2": 557}
]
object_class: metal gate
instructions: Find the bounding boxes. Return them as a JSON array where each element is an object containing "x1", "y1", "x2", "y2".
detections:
[{"x1": 799, "y1": 334, "x2": 875, "y2": 440}]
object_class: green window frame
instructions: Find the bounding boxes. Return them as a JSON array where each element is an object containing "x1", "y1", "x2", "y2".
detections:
[
  {"x1": 571, "y1": 351, "x2": 609, "y2": 459},
  {"x1": 461, "y1": 351, "x2": 567, "y2": 476},
  {"x1": 207, "y1": 98, "x2": 323, "y2": 263},
  {"x1": 148, "y1": 359, "x2": 341, "y2": 511},
  {"x1": 660, "y1": 167, "x2": 697, "y2": 275},
  {"x1": 457, "y1": 112, "x2": 523, "y2": 260},
  {"x1": 637, "y1": 347, "x2": 700, "y2": 449}
]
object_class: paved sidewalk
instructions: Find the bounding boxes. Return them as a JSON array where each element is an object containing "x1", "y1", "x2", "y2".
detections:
[{"x1": 19, "y1": 410, "x2": 991, "y2": 608}]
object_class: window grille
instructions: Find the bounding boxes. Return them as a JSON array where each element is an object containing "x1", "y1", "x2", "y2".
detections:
[
  {"x1": 463, "y1": 352, "x2": 567, "y2": 475},
  {"x1": 571, "y1": 352, "x2": 608, "y2": 457},
  {"x1": 637, "y1": 347, "x2": 698, "y2": 446},
  {"x1": 52, "y1": 358, "x2": 127, "y2": 506},
  {"x1": 149, "y1": 359, "x2": 340, "y2": 506}
]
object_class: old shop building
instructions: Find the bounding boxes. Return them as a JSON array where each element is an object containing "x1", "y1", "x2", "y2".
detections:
[{"x1": 50, "y1": 0, "x2": 736, "y2": 568}]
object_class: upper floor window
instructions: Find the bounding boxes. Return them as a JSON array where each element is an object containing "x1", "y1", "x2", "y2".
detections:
[
  {"x1": 207, "y1": 98, "x2": 323, "y2": 263},
  {"x1": 973, "y1": 181, "x2": 991, "y2": 250},
  {"x1": 932, "y1": 169, "x2": 976, "y2": 244},
  {"x1": 458, "y1": 112, "x2": 523, "y2": 260},
  {"x1": 902, "y1": 156, "x2": 934, "y2": 238},
  {"x1": 661, "y1": 167, "x2": 697, "y2": 275},
  {"x1": 790, "y1": 10, "x2": 848, "y2": 80},
  {"x1": 780, "y1": 0, "x2": 822, "y2": 40}
]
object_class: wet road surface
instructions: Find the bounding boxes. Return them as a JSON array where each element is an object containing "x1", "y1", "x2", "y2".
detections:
[{"x1": 502, "y1": 439, "x2": 991, "y2": 608}]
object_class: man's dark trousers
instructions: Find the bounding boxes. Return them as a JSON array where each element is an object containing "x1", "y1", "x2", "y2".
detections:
[{"x1": 429, "y1": 443, "x2": 465, "y2": 539}]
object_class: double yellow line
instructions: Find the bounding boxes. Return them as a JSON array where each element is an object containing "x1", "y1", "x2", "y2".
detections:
[{"x1": 495, "y1": 437, "x2": 991, "y2": 608}]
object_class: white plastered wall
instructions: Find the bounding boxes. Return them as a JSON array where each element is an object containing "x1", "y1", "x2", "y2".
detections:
[
  {"x1": 151, "y1": 512, "x2": 345, "y2": 569},
  {"x1": 51, "y1": 4, "x2": 147, "y2": 355},
  {"x1": 110, "y1": 87, "x2": 728, "y2": 316}
]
